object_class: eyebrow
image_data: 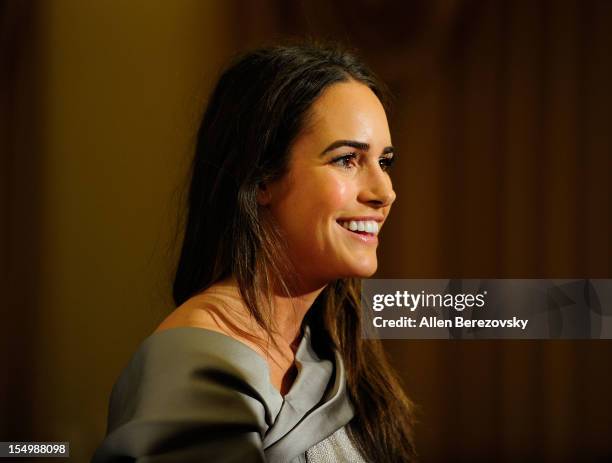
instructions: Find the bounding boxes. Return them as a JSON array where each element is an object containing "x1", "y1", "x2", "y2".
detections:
[{"x1": 320, "y1": 139, "x2": 394, "y2": 156}]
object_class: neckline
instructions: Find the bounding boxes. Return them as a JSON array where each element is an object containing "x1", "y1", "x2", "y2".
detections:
[{"x1": 145, "y1": 323, "x2": 317, "y2": 401}]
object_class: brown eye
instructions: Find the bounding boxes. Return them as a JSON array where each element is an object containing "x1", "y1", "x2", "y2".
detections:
[
  {"x1": 331, "y1": 153, "x2": 357, "y2": 169},
  {"x1": 379, "y1": 155, "x2": 395, "y2": 172}
]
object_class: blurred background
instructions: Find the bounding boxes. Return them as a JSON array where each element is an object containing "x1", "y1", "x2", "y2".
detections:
[{"x1": 1, "y1": 0, "x2": 611, "y2": 461}]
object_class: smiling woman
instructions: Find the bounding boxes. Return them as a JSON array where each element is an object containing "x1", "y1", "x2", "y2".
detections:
[
  {"x1": 261, "y1": 80, "x2": 397, "y2": 285},
  {"x1": 93, "y1": 42, "x2": 416, "y2": 463}
]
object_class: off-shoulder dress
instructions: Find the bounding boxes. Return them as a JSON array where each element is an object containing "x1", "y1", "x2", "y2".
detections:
[{"x1": 92, "y1": 323, "x2": 368, "y2": 462}]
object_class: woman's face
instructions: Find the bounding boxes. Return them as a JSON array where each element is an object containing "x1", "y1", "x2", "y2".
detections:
[{"x1": 262, "y1": 80, "x2": 396, "y2": 289}]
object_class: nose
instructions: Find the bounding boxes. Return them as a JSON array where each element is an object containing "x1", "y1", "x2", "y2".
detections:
[{"x1": 358, "y1": 164, "x2": 396, "y2": 208}]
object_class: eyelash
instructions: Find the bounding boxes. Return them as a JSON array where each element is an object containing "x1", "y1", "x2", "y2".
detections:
[{"x1": 331, "y1": 153, "x2": 395, "y2": 172}]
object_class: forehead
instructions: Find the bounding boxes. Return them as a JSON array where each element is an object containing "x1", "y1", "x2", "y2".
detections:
[{"x1": 302, "y1": 80, "x2": 391, "y2": 146}]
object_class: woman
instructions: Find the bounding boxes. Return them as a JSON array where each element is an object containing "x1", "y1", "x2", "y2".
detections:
[{"x1": 93, "y1": 42, "x2": 416, "y2": 462}]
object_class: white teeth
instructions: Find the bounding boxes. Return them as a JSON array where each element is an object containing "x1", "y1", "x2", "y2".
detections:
[{"x1": 339, "y1": 220, "x2": 380, "y2": 235}]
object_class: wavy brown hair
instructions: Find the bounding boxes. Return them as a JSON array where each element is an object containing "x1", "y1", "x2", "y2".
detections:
[{"x1": 172, "y1": 41, "x2": 417, "y2": 462}]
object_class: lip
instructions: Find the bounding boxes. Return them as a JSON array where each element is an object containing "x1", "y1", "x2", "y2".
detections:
[
  {"x1": 336, "y1": 216, "x2": 384, "y2": 223},
  {"x1": 336, "y1": 221, "x2": 379, "y2": 245}
]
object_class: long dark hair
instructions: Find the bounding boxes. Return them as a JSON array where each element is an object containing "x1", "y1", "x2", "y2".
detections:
[{"x1": 173, "y1": 41, "x2": 417, "y2": 462}]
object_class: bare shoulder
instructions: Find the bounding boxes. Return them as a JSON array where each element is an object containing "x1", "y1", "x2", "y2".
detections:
[
  {"x1": 153, "y1": 282, "x2": 298, "y2": 395},
  {"x1": 153, "y1": 300, "x2": 218, "y2": 334},
  {"x1": 153, "y1": 284, "x2": 263, "y2": 349}
]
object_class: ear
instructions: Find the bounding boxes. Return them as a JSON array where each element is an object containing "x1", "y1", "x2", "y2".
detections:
[{"x1": 256, "y1": 182, "x2": 272, "y2": 206}]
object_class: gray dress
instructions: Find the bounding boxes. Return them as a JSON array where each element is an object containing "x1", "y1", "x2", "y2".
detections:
[{"x1": 92, "y1": 324, "x2": 368, "y2": 462}]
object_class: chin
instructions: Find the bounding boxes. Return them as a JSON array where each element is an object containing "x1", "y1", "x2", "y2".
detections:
[{"x1": 343, "y1": 259, "x2": 378, "y2": 279}]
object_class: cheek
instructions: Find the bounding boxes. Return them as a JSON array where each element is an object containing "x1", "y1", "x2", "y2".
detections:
[
  {"x1": 312, "y1": 176, "x2": 350, "y2": 213},
  {"x1": 270, "y1": 170, "x2": 356, "y2": 246},
  {"x1": 281, "y1": 173, "x2": 351, "y2": 217}
]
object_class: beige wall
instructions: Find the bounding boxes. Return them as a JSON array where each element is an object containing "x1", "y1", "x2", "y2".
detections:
[{"x1": 2, "y1": 1, "x2": 236, "y2": 460}]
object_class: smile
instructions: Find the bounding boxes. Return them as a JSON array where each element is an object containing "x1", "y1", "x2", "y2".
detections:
[
  {"x1": 337, "y1": 219, "x2": 380, "y2": 234},
  {"x1": 336, "y1": 219, "x2": 379, "y2": 244}
]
